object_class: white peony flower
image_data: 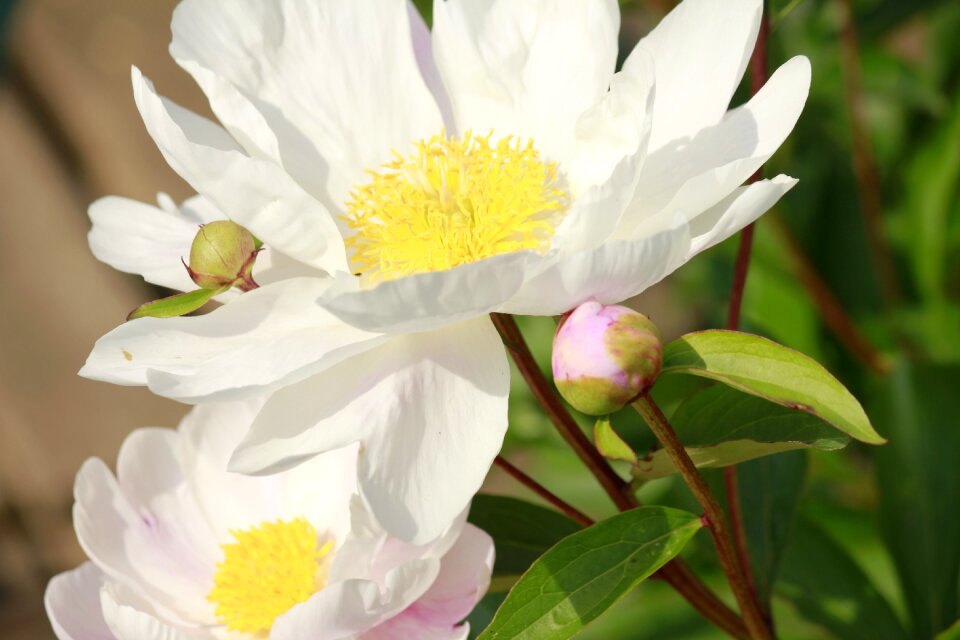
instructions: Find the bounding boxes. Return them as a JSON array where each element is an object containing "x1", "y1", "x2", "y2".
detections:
[
  {"x1": 44, "y1": 401, "x2": 493, "y2": 640},
  {"x1": 81, "y1": 0, "x2": 810, "y2": 543}
]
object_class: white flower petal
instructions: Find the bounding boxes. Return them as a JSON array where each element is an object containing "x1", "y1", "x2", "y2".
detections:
[
  {"x1": 80, "y1": 278, "x2": 387, "y2": 403},
  {"x1": 170, "y1": 0, "x2": 443, "y2": 208},
  {"x1": 45, "y1": 564, "x2": 114, "y2": 640},
  {"x1": 408, "y1": 2, "x2": 454, "y2": 128},
  {"x1": 273, "y1": 560, "x2": 441, "y2": 640},
  {"x1": 333, "y1": 500, "x2": 468, "y2": 590},
  {"x1": 362, "y1": 618, "x2": 469, "y2": 640},
  {"x1": 432, "y1": 0, "x2": 619, "y2": 167},
  {"x1": 626, "y1": 0, "x2": 762, "y2": 151},
  {"x1": 178, "y1": 400, "x2": 357, "y2": 543},
  {"x1": 88, "y1": 195, "x2": 319, "y2": 297},
  {"x1": 73, "y1": 431, "x2": 217, "y2": 625},
  {"x1": 687, "y1": 175, "x2": 798, "y2": 256},
  {"x1": 88, "y1": 196, "x2": 217, "y2": 294},
  {"x1": 501, "y1": 220, "x2": 691, "y2": 316},
  {"x1": 100, "y1": 583, "x2": 195, "y2": 640},
  {"x1": 565, "y1": 49, "x2": 656, "y2": 186},
  {"x1": 131, "y1": 67, "x2": 347, "y2": 274},
  {"x1": 552, "y1": 51, "x2": 657, "y2": 253},
  {"x1": 229, "y1": 317, "x2": 509, "y2": 545},
  {"x1": 414, "y1": 524, "x2": 495, "y2": 625},
  {"x1": 620, "y1": 55, "x2": 811, "y2": 234},
  {"x1": 317, "y1": 252, "x2": 542, "y2": 334}
]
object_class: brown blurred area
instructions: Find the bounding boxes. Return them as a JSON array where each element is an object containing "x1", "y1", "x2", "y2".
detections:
[{"x1": 0, "y1": 0, "x2": 206, "y2": 635}]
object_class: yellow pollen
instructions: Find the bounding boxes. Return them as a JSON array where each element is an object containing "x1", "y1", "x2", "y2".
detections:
[
  {"x1": 344, "y1": 130, "x2": 568, "y2": 281},
  {"x1": 207, "y1": 518, "x2": 333, "y2": 635}
]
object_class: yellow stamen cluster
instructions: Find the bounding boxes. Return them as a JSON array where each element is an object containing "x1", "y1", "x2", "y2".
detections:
[
  {"x1": 344, "y1": 131, "x2": 568, "y2": 282},
  {"x1": 207, "y1": 518, "x2": 333, "y2": 635}
]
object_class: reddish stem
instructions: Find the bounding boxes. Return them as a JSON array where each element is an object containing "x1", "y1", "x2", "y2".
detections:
[
  {"x1": 491, "y1": 313, "x2": 632, "y2": 508},
  {"x1": 770, "y1": 216, "x2": 890, "y2": 374},
  {"x1": 490, "y1": 313, "x2": 748, "y2": 639},
  {"x1": 837, "y1": 0, "x2": 902, "y2": 310},
  {"x1": 635, "y1": 394, "x2": 773, "y2": 640},
  {"x1": 494, "y1": 456, "x2": 593, "y2": 527},
  {"x1": 722, "y1": 9, "x2": 774, "y2": 630}
]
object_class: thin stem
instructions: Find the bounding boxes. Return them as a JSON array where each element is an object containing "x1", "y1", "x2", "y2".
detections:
[
  {"x1": 491, "y1": 313, "x2": 748, "y2": 639},
  {"x1": 724, "y1": 7, "x2": 773, "y2": 626},
  {"x1": 634, "y1": 393, "x2": 773, "y2": 640},
  {"x1": 490, "y1": 313, "x2": 632, "y2": 509},
  {"x1": 836, "y1": 0, "x2": 902, "y2": 309},
  {"x1": 724, "y1": 466, "x2": 761, "y2": 613},
  {"x1": 727, "y1": 224, "x2": 757, "y2": 330},
  {"x1": 494, "y1": 455, "x2": 593, "y2": 527}
]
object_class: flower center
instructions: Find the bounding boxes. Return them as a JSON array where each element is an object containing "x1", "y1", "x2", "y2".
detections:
[
  {"x1": 344, "y1": 131, "x2": 568, "y2": 282},
  {"x1": 207, "y1": 518, "x2": 334, "y2": 635}
]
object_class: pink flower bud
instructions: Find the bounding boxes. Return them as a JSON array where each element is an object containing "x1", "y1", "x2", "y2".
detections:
[{"x1": 552, "y1": 301, "x2": 663, "y2": 416}]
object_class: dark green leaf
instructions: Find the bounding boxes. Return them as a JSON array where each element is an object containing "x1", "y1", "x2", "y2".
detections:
[
  {"x1": 635, "y1": 385, "x2": 848, "y2": 479},
  {"x1": 661, "y1": 330, "x2": 884, "y2": 444},
  {"x1": 873, "y1": 363, "x2": 960, "y2": 638},
  {"x1": 777, "y1": 518, "x2": 908, "y2": 640},
  {"x1": 468, "y1": 494, "x2": 581, "y2": 587},
  {"x1": 737, "y1": 450, "x2": 807, "y2": 607},
  {"x1": 127, "y1": 287, "x2": 227, "y2": 320},
  {"x1": 594, "y1": 417, "x2": 638, "y2": 465},
  {"x1": 478, "y1": 507, "x2": 702, "y2": 640}
]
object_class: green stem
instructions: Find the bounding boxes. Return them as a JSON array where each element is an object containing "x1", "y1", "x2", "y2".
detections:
[{"x1": 634, "y1": 393, "x2": 773, "y2": 640}]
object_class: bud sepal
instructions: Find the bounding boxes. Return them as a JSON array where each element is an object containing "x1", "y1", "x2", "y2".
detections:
[{"x1": 186, "y1": 220, "x2": 261, "y2": 291}]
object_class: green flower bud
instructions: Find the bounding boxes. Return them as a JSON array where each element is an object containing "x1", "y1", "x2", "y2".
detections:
[
  {"x1": 187, "y1": 220, "x2": 260, "y2": 291},
  {"x1": 552, "y1": 301, "x2": 663, "y2": 416}
]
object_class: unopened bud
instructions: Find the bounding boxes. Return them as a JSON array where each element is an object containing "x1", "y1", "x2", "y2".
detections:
[
  {"x1": 552, "y1": 301, "x2": 663, "y2": 416},
  {"x1": 187, "y1": 221, "x2": 259, "y2": 291}
]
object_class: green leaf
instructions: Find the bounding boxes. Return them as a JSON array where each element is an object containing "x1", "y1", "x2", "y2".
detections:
[
  {"x1": 127, "y1": 286, "x2": 227, "y2": 320},
  {"x1": 477, "y1": 507, "x2": 702, "y2": 640},
  {"x1": 737, "y1": 450, "x2": 807, "y2": 608},
  {"x1": 594, "y1": 417, "x2": 638, "y2": 465},
  {"x1": 635, "y1": 385, "x2": 848, "y2": 479},
  {"x1": 661, "y1": 330, "x2": 884, "y2": 444},
  {"x1": 898, "y1": 84, "x2": 960, "y2": 303},
  {"x1": 873, "y1": 363, "x2": 960, "y2": 638},
  {"x1": 468, "y1": 494, "x2": 581, "y2": 587},
  {"x1": 777, "y1": 518, "x2": 908, "y2": 640}
]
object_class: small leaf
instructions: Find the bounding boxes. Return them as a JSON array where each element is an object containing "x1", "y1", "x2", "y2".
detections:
[
  {"x1": 777, "y1": 518, "x2": 908, "y2": 640},
  {"x1": 127, "y1": 286, "x2": 227, "y2": 320},
  {"x1": 661, "y1": 330, "x2": 884, "y2": 444},
  {"x1": 478, "y1": 507, "x2": 702, "y2": 640},
  {"x1": 594, "y1": 417, "x2": 638, "y2": 465},
  {"x1": 468, "y1": 495, "x2": 581, "y2": 586},
  {"x1": 634, "y1": 385, "x2": 848, "y2": 479}
]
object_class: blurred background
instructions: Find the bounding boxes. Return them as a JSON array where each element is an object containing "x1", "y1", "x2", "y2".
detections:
[{"x1": 0, "y1": 0, "x2": 957, "y2": 637}]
